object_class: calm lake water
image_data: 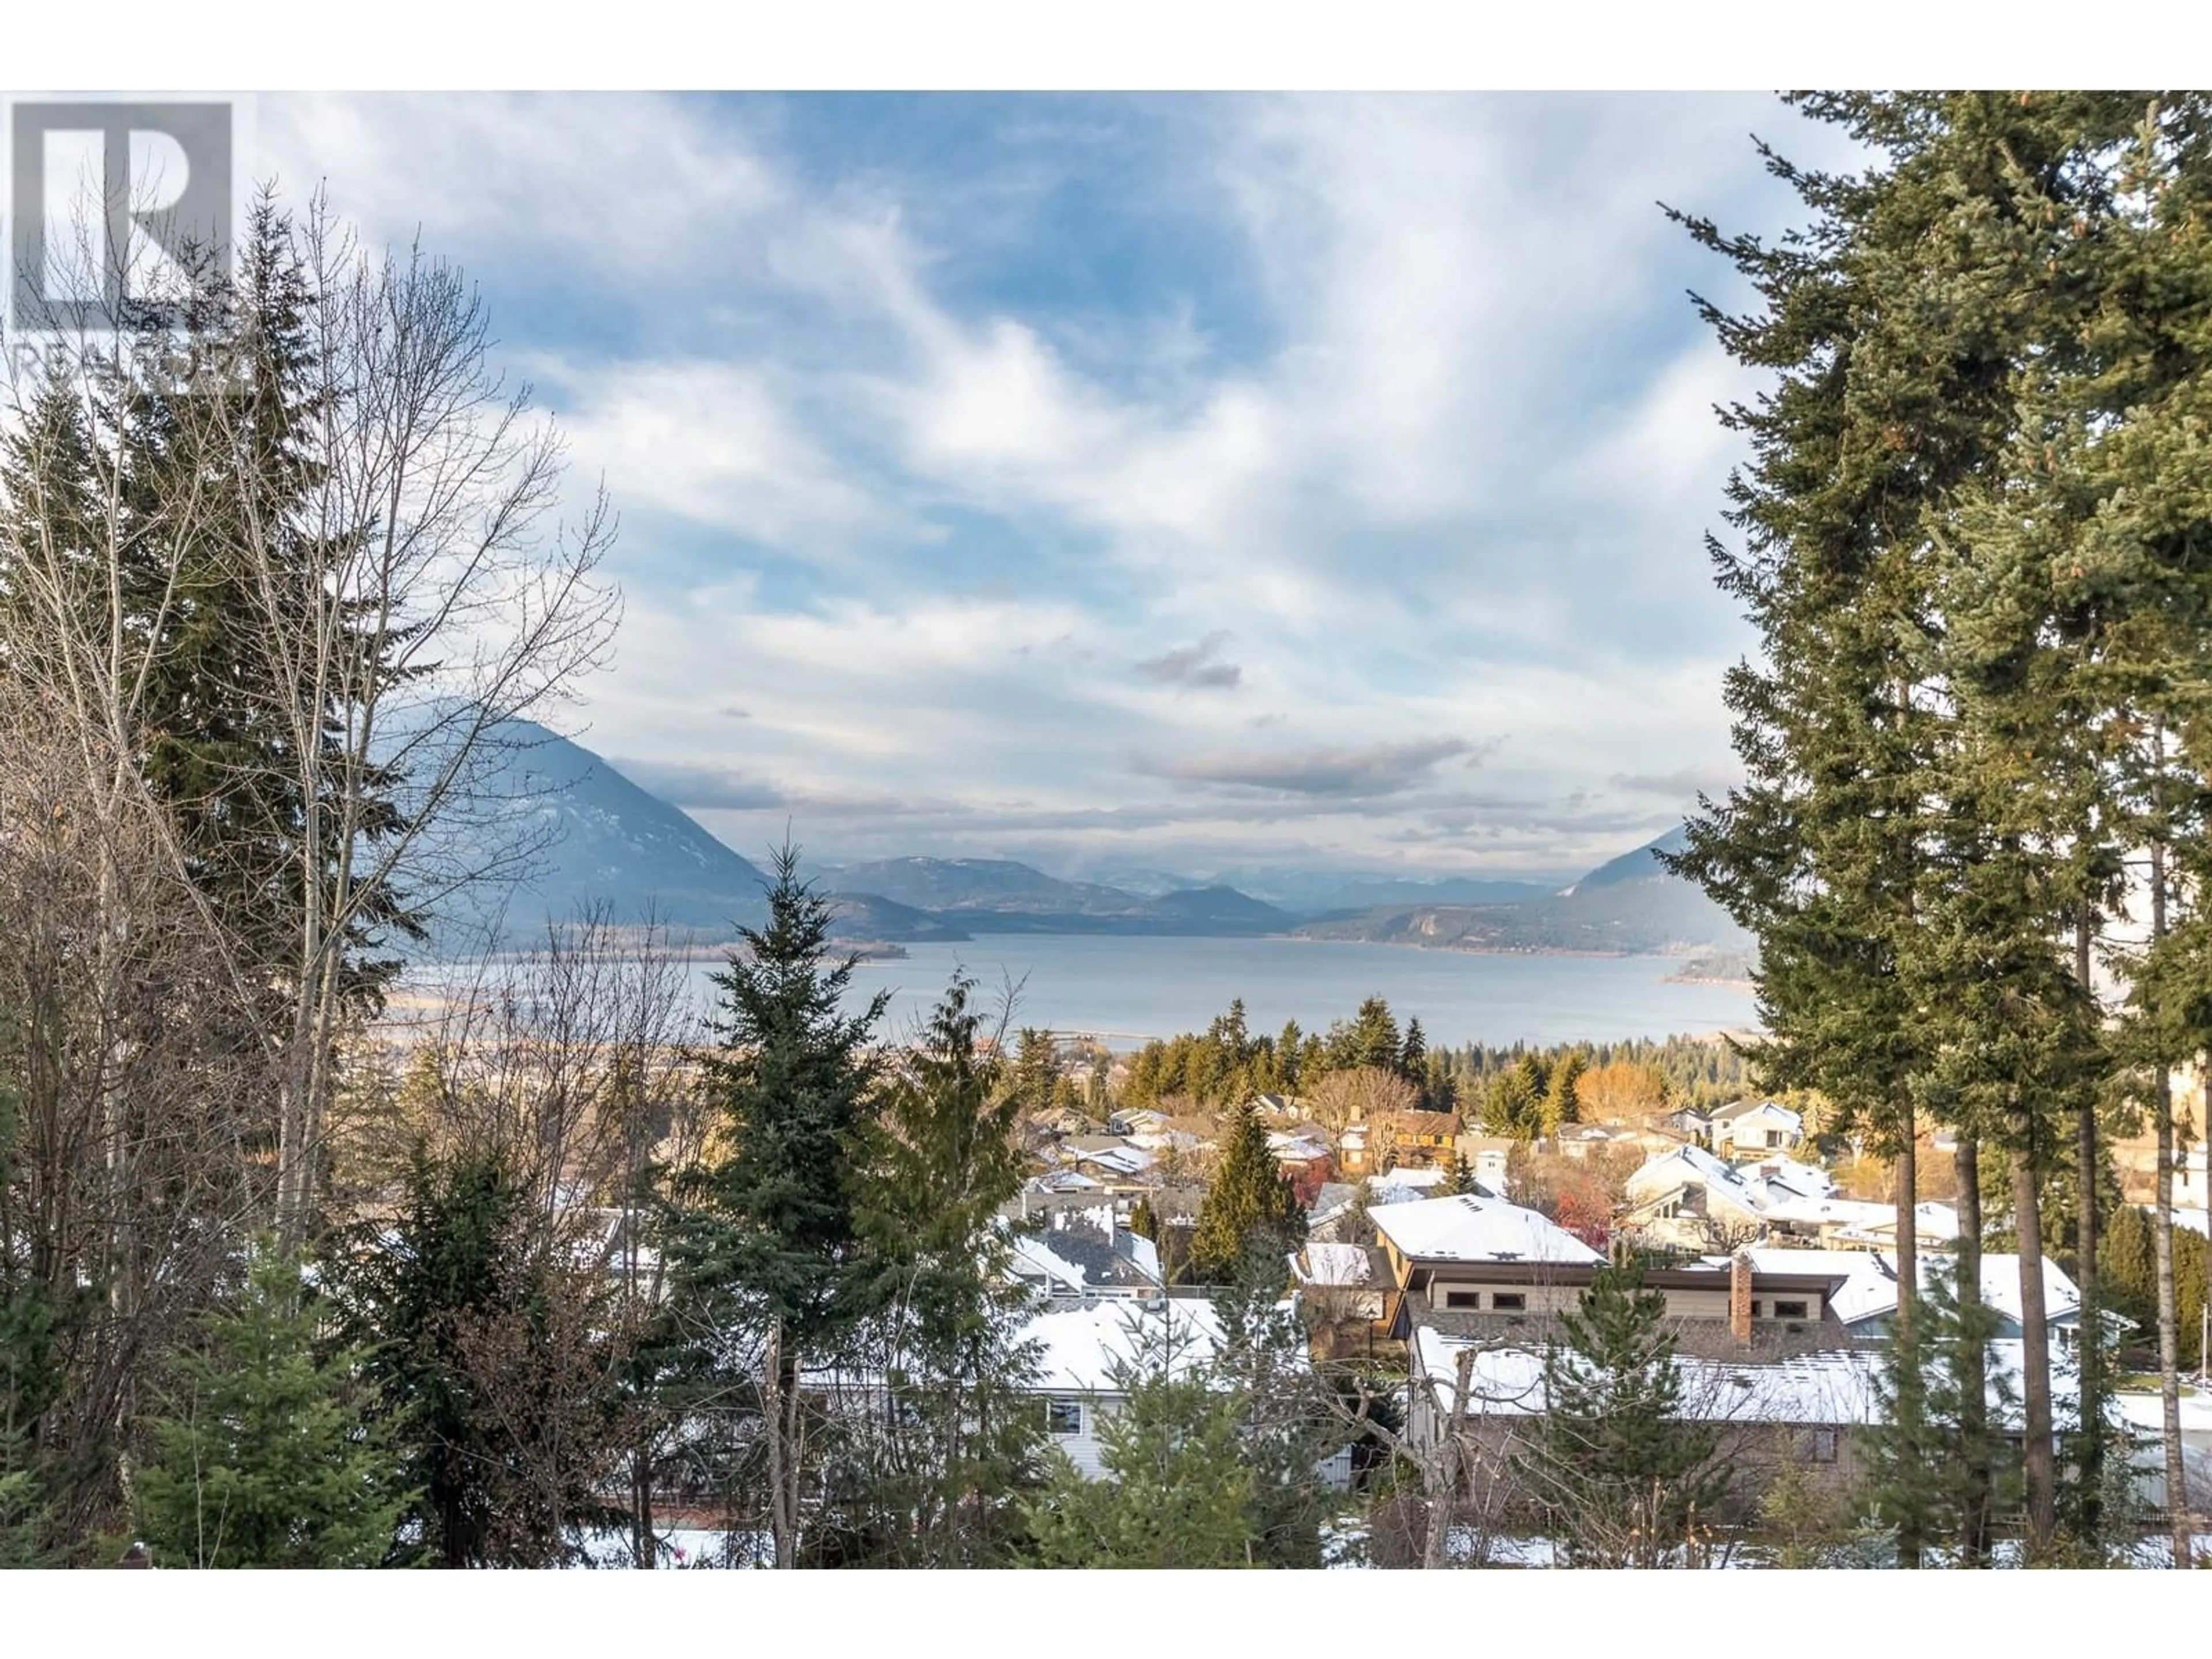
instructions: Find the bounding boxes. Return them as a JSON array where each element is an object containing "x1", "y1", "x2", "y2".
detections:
[{"x1": 683, "y1": 935, "x2": 1757, "y2": 1051}]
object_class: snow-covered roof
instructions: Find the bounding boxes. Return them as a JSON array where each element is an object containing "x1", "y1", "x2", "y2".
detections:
[
  {"x1": 1296, "y1": 1241, "x2": 1382, "y2": 1287},
  {"x1": 1069, "y1": 1142, "x2": 1154, "y2": 1178},
  {"x1": 1267, "y1": 1131, "x2": 1332, "y2": 1163},
  {"x1": 1007, "y1": 1230, "x2": 1091, "y2": 1295},
  {"x1": 1029, "y1": 1169, "x2": 1107, "y2": 1195},
  {"x1": 1021, "y1": 1298, "x2": 1226, "y2": 1393},
  {"x1": 1744, "y1": 1250, "x2": 2081, "y2": 1330},
  {"x1": 1627, "y1": 1145, "x2": 1764, "y2": 1208},
  {"x1": 1710, "y1": 1099, "x2": 1801, "y2": 1130},
  {"x1": 1748, "y1": 1158, "x2": 1836, "y2": 1198},
  {"x1": 1925, "y1": 1253, "x2": 2082, "y2": 1326},
  {"x1": 1412, "y1": 1326, "x2": 1884, "y2": 1427},
  {"x1": 1370, "y1": 1194, "x2": 1604, "y2": 1266},
  {"x1": 1828, "y1": 1201, "x2": 1961, "y2": 1245},
  {"x1": 1693, "y1": 1248, "x2": 1902, "y2": 1327},
  {"x1": 1369, "y1": 1168, "x2": 1448, "y2": 1203},
  {"x1": 1114, "y1": 1229, "x2": 1162, "y2": 1284},
  {"x1": 1762, "y1": 1193, "x2": 1896, "y2": 1232}
]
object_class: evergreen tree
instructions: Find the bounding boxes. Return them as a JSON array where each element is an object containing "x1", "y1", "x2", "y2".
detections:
[
  {"x1": 1022, "y1": 1312, "x2": 1258, "y2": 1569},
  {"x1": 1275, "y1": 1020, "x2": 1304, "y2": 1094},
  {"x1": 1660, "y1": 91, "x2": 2201, "y2": 1561},
  {"x1": 1441, "y1": 1153, "x2": 1479, "y2": 1197},
  {"x1": 659, "y1": 842, "x2": 888, "y2": 1569},
  {"x1": 1332, "y1": 998, "x2": 1402, "y2": 1074},
  {"x1": 837, "y1": 972, "x2": 1047, "y2": 1566},
  {"x1": 323, "y1": 1142, "x2": 624, "y2": 1567},
  {"x1": 1212, "y1": 1270, "x2": 1334, "y2": 1568},
  {"x1": 1481, "y1": 1054, "x2": 1550, "y2": 1139},
  {"x1": 1399, "y1": 1017, "x2": 1427, "y2": 1083},
  {"x1": 1513, "y1": 1265, "x2": 1726, "y2": 1567},
  {"x1": 1189, "y1": 1099, "x2": 1304, "y2": 1284},
  {"x1": 131, "y1": 1243, "x2": 410, "y2": 1568},
  {"x1": 1859, "y1": 1255, "x2": 2021, "y2": 1567},
  {"x1": 1543, "y1": 1050, "x2": 1586, "y2": 1134}
]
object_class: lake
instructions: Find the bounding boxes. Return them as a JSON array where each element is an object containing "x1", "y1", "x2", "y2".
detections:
[{"x1": 685, "y1": 935, "x2": 1758, "y2": 1051}]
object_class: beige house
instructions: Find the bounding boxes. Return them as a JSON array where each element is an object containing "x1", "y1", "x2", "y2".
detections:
[{"x1": 1707, "y1": 1099, "x2": 1805, "y2": 1158}]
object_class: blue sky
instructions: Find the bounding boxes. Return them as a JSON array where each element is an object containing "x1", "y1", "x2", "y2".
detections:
[{"x1": 255, "y1": 92, "x2": 1862, "y2": 884}]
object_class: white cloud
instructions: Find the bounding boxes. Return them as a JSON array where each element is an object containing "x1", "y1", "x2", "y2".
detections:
[{"x1": 242, "y1": 92, "x2": 1862, "y2": 878}]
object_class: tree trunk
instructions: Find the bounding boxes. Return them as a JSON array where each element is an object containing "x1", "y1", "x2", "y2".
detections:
[
  {"x1": 2150, "y1": 840, "x2": 2191, "y2": 1564},
  {"x1": 1954, "y1": 1132, "x2": 1991, "y2": 1566},
  {"x1": 2155, "y1": 1060, "x2": 2190, "y2": 1564},
  {"x1": 770, "y1": 1330, "x2": 804, "y2": 1570},
  {"x1": 630, "y1": 1437, "x2": 654, "y2": 1569},
  {"x1": 2010, "y1": 1130, "x2": 2055, "y2": 1552},
  {"x1": 1421, "y1": 1347, "x2": 1475, "y2": 1570},
  {"x1": 1893, "y1": 1097, "x2": 1921, "y2": 1569},
  {"x1": 2074, "y1": 908, "x2": 2103, "y2": 1541}
]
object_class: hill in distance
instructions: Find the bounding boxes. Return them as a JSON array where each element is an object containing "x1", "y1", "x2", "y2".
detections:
[{"x1": 1289, "y1": 825, "x2": 1745, "y2": 956}]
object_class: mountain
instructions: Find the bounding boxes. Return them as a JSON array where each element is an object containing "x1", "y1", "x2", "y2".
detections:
[
  {"x1": 823, "y1": 891, "x2": 973, "y2": 944},
  {"x1": 1562, "y1": 823, "x2": 1692, "y2": 893},
  {"x1": 813, "y1": 858, "x2": 1291, "y2": 935},
  {"x1": 409, "y1": 726, "x2": 1723, "y2": 955},
  {"x1": 412, "y1": 719, "x2": 771, "y2": 948},
  {"x1": 1289, "y1": 828, "x2": 1745, "y2": 956},
  {"x1": 415, "y1": 723, "x2": 942, "y2": 947},
  {"x1": 818, "y1": 857, "x2": 1149, "y2": 918}
]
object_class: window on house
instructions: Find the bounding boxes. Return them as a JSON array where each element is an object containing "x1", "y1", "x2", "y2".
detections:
[
  {"x1": 1491, "y1": 1293, "x2": 1527, "y2": 1312},
  {"x1": 1444, "y1": 1290, "x2": 1481, "y2": 1309},
  {"x1": 1046, "y1": 1397, "x2": 1082, "y2": 1437},
  {"x1": 1773, "y1": 1300, "x2": 1809, "y2": 1319},
  {"x1": 1747, "y1": 1301, "x2": 1762, "y2": 1319},
  {"x1": 1801, "y1": 1429, "x2": 1838, "y2": 1464},
  {"x1": 1766, "y1": 1129, "x2": 1783, "y2": 1148}
]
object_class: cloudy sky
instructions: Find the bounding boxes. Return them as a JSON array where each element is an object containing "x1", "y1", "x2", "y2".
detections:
[{"x1": 253, "y1": 93, "x2": 1861, "y2": 885}]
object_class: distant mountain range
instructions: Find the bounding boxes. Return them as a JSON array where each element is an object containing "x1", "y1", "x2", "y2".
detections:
[
  {"x1": 1288, "y1": 825, "x2": 1751, "y2": 955},
  {"x1": 426, "y1": 724, "x2": 1742, "y2": 956}
]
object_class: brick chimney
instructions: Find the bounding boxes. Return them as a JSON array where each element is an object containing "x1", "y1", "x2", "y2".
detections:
[{"x1": 1729, "y1": 1252, "x2": 1754, "y2": 1344}]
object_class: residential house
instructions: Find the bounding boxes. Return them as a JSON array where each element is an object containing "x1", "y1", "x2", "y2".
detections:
[
  {"x1": 1007, "y1": 1179, "x2": 1119, "y2": 1238},
  {"x1": 1382, "y1": 1205, "x2": 1887, "y2": 1523},
  {"x1": 1404, "y1": 1323, "x2": 1883, "y2": 1522},
  {"x1": 1841, "y1": 1251, "x2": 2111, "y2": 1352},
  {"x1": 2113, "y1": 1059, "x2": 2211, "y2": 1210},
  {"x1": 1035, "y1": 1104, "x2": 1104, "y2": 1137},
  {"x1": 1059, "y1": 1135, "x2": 1155, "y2": 1180},
  {"x1": 1306, "y1": 1169, "x2": 1485, "y2": 1243},
  {"x1": 1453, "y1": 1135, "x2": 1515, "y2": 1192},
  {"x1": 1707, "y1": 1099, "x2": 1805, "y2": 1158},
  {"x1": 1822, "y1": 1200, "x2": 1961, "y2": 1253},
  {"x1": 1618, "y1": 1145, "x2": 1779, "y2": 1251},
  {"x1": 1618, "y1": 1146, "x2": 1907, "y2": 1252},
  {"x1": 1342, "y1": 1108, "x2": 1459, "y2": 1175},
  {"x1": 1022, "y1": 1297, "x2": 1353, "y2": 1488},
  {"x1": 1289, "y1": 1240, "x2": 1393, "y2": 1333},
  {"x1": 1006, "y1": 1221, "x2": 1163, "y2": 1301},
  {"x1": 1267, "y1": 1128, "x2": 1334, "y2": 1181},
  {"x1": 1374, "y1": 1193, "x2": 1851, "y2": 1343},
  {"x1": 1551, "y1": 1122, "x2": 1652, "y2": 1163}
]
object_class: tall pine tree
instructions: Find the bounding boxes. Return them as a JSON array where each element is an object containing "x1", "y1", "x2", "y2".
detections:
[{"x1": 659, "y1": 842, "x2": 888, "y2": 1568}]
